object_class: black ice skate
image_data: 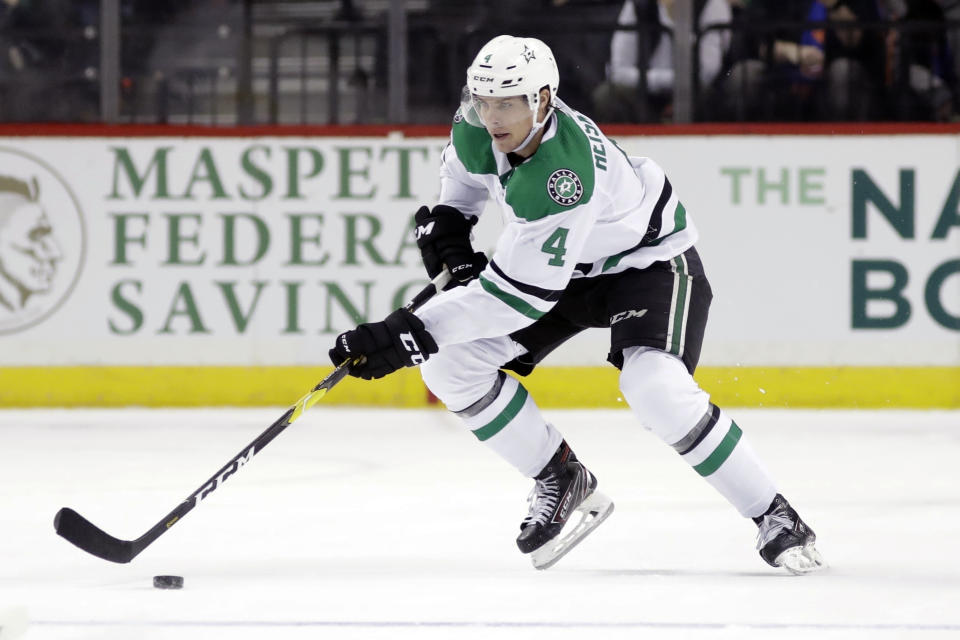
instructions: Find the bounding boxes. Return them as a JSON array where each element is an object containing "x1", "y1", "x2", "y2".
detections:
[
  {"x1": 754, "y1": 494, "x2": 825, "y2": 575},
  {"x1": 516, "y1": 441, "x2": 614, "y2": 570}
]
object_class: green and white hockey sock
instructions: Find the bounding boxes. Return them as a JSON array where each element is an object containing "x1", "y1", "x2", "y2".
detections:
[
  {"x1": 455, "y1": 371, "x2": 562, "y2": 477},
  {"x1": 619, "y1": 347, "x2": 776, "y2": 518},
  {"x1": 674, "y1": 404, "x2": 776, "y2": 518}
]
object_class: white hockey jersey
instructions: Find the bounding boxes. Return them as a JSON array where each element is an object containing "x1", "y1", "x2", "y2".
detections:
[{"x1": 417, "y1": 99, "x2": 697, "y2": 348}]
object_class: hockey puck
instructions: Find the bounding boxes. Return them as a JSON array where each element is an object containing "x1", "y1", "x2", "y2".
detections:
[{"x1": 152, "y1": 575, "x2": 184, "y2": 590}]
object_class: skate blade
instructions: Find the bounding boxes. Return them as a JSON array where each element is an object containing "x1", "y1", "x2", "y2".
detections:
[
  {"x1": 530, "y1": 491, "x2": 614, "y2": 571},
  {"x1": 776, "y1": 543, "x2": 826, "y2": 575}
]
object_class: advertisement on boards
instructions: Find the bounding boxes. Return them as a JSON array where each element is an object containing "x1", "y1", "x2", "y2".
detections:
[{"x1": 0, "y1": 134, "x2": 956, "y2": 371}]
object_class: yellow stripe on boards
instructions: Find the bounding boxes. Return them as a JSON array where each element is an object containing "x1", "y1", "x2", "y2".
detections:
[
  {"x1": 0, "y1": 366, "x2": 957, "y2": 408},
  {"x1": 0, "y1": 367, "x2": 433, "y2": 408},
  {"x1": 527, "y1": 366, "x2": 960, "y2": 409}
]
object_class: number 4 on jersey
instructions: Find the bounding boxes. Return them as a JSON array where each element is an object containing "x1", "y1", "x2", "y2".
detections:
[{"x1": 541, "y1": 227, "x2": 569, "y2": 266}]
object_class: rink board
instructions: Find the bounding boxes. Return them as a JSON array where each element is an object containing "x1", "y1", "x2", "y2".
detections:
[{"x1": 0, "y1": 123, "x2": 956, "y2": 408}]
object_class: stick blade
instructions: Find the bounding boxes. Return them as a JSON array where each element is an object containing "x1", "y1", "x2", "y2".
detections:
[{"x1": 54, "y1": 508, "x2": 137, "y2": 564}]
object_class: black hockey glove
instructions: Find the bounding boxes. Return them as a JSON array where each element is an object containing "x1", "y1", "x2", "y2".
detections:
[
  {"x1": 414, "y1": 204, "x2": 488, "y2": 287},
  {"x1": 328, "y1": 308, "x2": 438, "y2": 380}
]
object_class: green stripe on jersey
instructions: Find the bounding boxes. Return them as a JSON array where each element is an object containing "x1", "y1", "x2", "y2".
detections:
[
  {"x1": 479, "y1": 276, "x2": 546, "y2": 320},
  {"x1": 673, "y1": 202, "x2": 687, "y2": 234},
  {"x1": 693, "y1": 422, "x2": 742, "y2": 476},
  {"x1": 601, "y1": 201, "x2": 689, "y2": 270},
  {"x1": 601, "y1": 245, "x2": 634, "y2": 272},
  {"x1": 473, "y1": 384, "x2": 529, "y2": 441},
  {"x1": 647, "y1": 202, "x2": 688, "y2": 247}
]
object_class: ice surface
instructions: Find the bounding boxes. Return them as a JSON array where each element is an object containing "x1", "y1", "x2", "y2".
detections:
[{"x1": 1, "y1": 407, "x2": 958, "y2": 639}]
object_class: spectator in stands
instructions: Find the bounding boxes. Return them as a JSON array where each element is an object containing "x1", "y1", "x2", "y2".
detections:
[
  {"x1": 888, "y1": 0, "x2": 955, "y2": 121},
  {"x1": 0, "y1": 0, "x2": 98, "y2": 121},
  {"x1": 815, "y1": 0, "x2": 887, "y2": 120},
  {"x1": 720, "y1": 0, "x2": 838, "y2": 120},
  {"x1": 592, "y1": 0, "x2": 732, "y2": 122},
  {"x1": 943, "y1": 0, "x2": 960, "y2": 89}
]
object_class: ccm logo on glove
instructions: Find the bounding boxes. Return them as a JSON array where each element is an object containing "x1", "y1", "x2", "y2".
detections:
[
  {"x1": 399, "y1": 332, "x2": 425, "y2": 364},
  {"x1": 414, "y1": 221, "x2": 436, "y2": 239},
  {"x1": 414, "y1": 205, "x2": 488, "y2": 286},
  {"x1": 329, "y1": 308, "x2": 438, "y2": 380}
]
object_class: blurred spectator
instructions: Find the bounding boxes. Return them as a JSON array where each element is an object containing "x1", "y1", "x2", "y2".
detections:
[
  {"x1": 719, "y1": 0, "x2": 829, "y2": 120},
  {"x1": 943, "y1": 0, "x2": 960, "y2": 88},
  {"x1": 817, "y1": 0, "x2": 887, "y2": 120},
  {"x1": 0, "y1": 0, "x2": 214, "y2": 122},
  {"x1": 888, "y1": 0, "x2": 956, "y2": 121},
  {"x1": 592, "y1": 0, "x2": 732, "y2": 122},
  {"x1": 0, "y1": 0, "x2": 98, "y2": 121}
]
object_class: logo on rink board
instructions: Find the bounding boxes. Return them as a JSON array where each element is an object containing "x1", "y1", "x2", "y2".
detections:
[
  {"x1": 0, "y1": 148, "x2": 86, "y2": 335},
  {"x1": 547, "y1": 169, "x2": 583, "y2": 206}
]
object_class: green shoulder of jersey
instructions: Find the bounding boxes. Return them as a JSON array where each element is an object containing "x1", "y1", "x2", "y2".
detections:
[
  {"x1": 451, "y1": 109, "x2": 598, "y2": 222},
  {"x1": 505, "y1": 111, "x2": 597, "y2": 221},
  {"x1": 451, "y1": 109, "x2": 498, "y2": 176}
]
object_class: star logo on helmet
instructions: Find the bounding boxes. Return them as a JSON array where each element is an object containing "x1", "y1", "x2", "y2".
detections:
[{"x1": 522, "y1": 45, "x2": 536, "y2": 63}]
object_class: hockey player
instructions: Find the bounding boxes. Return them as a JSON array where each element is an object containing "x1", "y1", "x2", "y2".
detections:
[{"x1": 329, "y1": 35, "x2": 825, "y2": 574}]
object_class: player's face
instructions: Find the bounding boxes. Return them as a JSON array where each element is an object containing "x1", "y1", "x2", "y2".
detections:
[
  {"x1": 472, "y1": 95, "x2": 534, "y2": 152},
  {"x1": 0, "y1": 202, "x2": 62, "y2": 293}
]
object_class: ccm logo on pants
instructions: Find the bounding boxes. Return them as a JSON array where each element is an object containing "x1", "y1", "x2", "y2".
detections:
[{"x1": 610, "y1": 309, "x2": 648, "y2": 325}]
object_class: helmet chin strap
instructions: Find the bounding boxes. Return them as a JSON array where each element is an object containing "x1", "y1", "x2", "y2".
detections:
[{"x1": 510, "y1": 106, "x2": 555, "y2": 154}]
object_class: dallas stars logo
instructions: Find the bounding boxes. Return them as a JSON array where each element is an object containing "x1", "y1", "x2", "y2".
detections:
[
  {"x1": 522, "y1": 45, "x2": 536, "y2": 63},
  {"x1": 546, "y1": 169, "x2": 583, "y2": 206}
]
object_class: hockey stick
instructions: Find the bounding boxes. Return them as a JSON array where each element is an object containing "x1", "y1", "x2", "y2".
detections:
[{"x1": 54, "y1": 269, "x2": 452, "y2": 564}]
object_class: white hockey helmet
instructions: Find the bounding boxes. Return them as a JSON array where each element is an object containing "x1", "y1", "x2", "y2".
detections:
[{"x1": 464, "y1": 35, "x2": 559, "y2": 121}]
